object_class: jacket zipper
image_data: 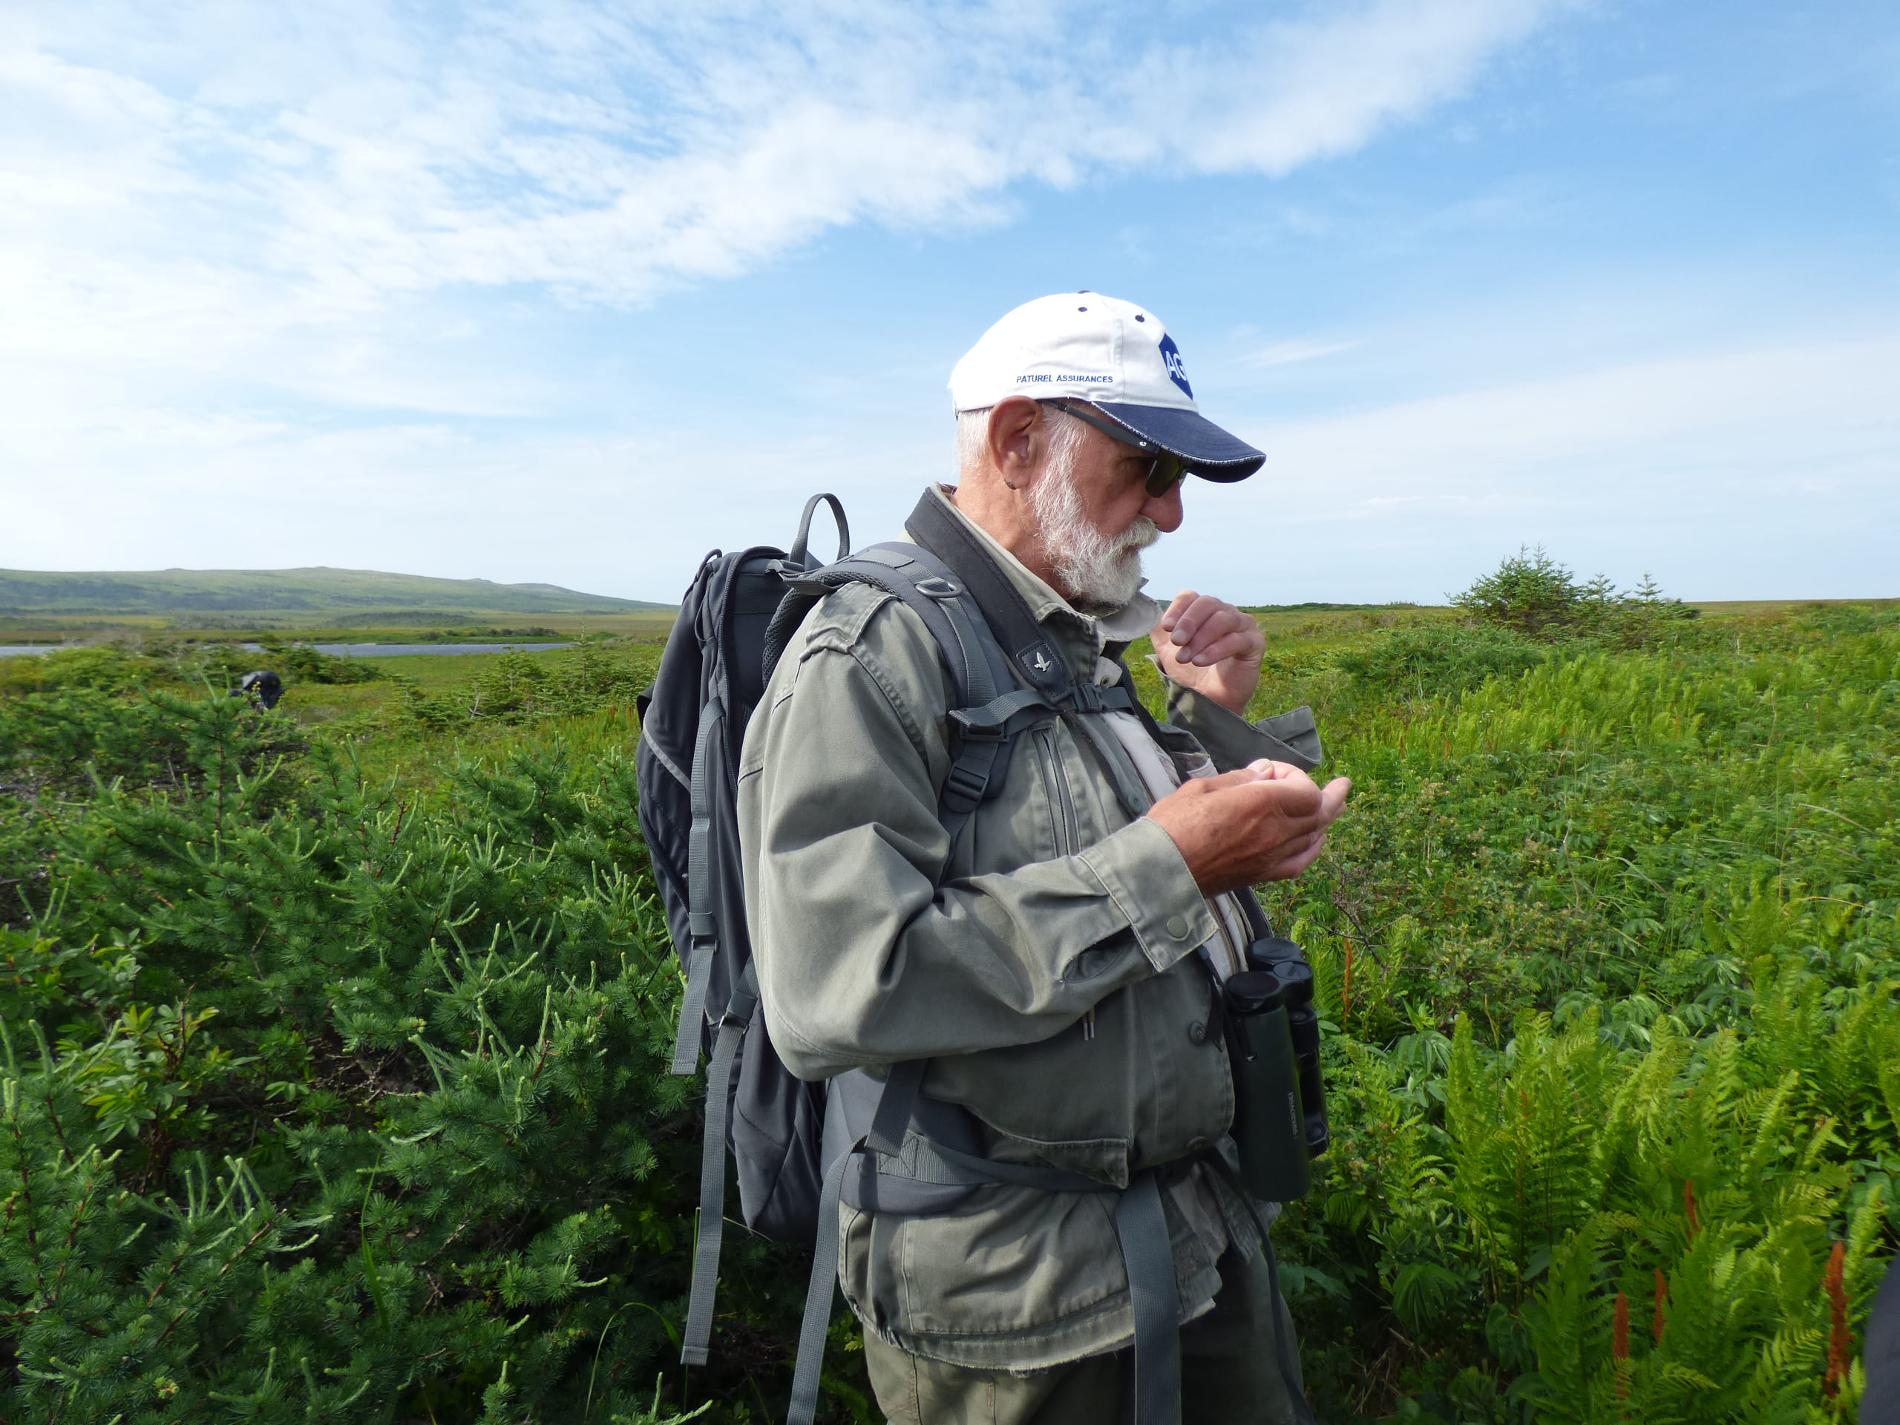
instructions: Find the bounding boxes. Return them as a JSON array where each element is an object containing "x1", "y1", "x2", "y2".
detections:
[{"x1": 1035, "y1": 726, "x2": 1094, "y2": 1039}]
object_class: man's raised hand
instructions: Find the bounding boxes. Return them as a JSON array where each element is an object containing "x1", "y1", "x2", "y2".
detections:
[
  {"x1": 1152, "y1": 592, "x2": 1265, "y2": 716},
  {"x1": 1145, "y1": 760, "x2": 1351, "y2": 893}
]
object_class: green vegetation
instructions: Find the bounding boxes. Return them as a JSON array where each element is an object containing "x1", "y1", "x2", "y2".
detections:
[
  {"x1": 0, "y1": 642, "x2": 382, "y2": 700},
  {"x1": 1250, "y1": 587, "x2": 1898, "y2": 1423},
  {"x1": 2, "y1": 573, "x2": 1895, "y2": 1423},
  {"x1": 1449, "y1": 546, "x2": 1696, "y2": 645},
  {"x1": 0, "y1": 645, "x2": 747, "y2": 1424}
]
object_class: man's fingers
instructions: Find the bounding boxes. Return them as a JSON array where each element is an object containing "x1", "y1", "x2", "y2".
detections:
[
  {"x1": 1230, "y1": 772, "x2": 1323, "y2": 819},
  {"x1": 1167, "y1": 593, "x2": 1231, "y2": 647},
  {"x1": 1246, "y1": 759, "x2": 1309, "y2": 781},
  {"x1": 1262, "y1": 781, "x2": 1349, "y2": 879},
  {"x1": 1186, "y1": 766, "x2": 1274, "y2": 794},
  {"x1": 1179, "y1": 629, "x2": 1258, "y2": 668},
  {"x1": 1266, "y1": 831, "x2": 1328, "y2": 881},
  {"x1": 1153, "y1": 764, "x2": 1343, "y2": 891},
  {"x1": 1156, "y1": 590, "x2": 1199, "y2": 635},
  {"x1": 1159, "y1": 769, "x2": 1320, "y2": 822}
]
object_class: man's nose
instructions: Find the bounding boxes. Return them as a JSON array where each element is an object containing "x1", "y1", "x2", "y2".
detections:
[{"x1": 1144, "y1": 480, "x2": 1185, "y2": 533}]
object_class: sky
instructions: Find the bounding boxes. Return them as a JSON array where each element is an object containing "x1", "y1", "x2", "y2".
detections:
[{"x1": 3, "y1": 0, "x2": 1897, "y2": 604}]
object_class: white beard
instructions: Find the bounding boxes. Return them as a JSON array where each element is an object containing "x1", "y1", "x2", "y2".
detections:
[{"x1": 1029, "y1": 436, "x2": 1160, "y2": 612}]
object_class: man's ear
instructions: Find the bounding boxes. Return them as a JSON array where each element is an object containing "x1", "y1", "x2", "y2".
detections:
[{"x1": 987, "y1": 398, "x2": 1042, "y2": 488}]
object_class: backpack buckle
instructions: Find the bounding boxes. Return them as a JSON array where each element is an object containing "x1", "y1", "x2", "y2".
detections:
[
  {"x1": 947, "y1": 708, "x2": 1007, "y2": 741},
  {"x1": 942, "y1": 760, "x2": 991, "y2": 812},
  {"x1": 914, "y1": 576, "x2": 961, "y2": 598}
]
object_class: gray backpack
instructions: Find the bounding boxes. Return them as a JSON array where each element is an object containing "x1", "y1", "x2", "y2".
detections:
[{"x1": 636, "y1": 494, "x2": 1074, "y2": 1389}]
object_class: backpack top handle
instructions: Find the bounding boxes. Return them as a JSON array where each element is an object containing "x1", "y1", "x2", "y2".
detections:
[{"x1": 786, "y1": 493, "x2": 850, "y2": 571}]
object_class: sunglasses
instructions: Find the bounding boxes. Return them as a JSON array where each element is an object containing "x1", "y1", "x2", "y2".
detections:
[{"x1": 1044, "y1": 399, "x2": 1191, "y2": 498}]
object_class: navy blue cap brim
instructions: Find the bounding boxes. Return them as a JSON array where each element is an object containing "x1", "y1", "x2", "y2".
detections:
[{"x1": 1091, "y1": 402, "x2": 1264, "y2": 481}]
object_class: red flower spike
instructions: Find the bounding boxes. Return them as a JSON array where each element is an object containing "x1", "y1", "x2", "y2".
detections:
[
  {"x1": 1652, "y1": 1269, "x2": 1667, "y2": 1345},
  {"x1": 1824, "y1": 1240, "x2": 1851, "y2": 1399}
]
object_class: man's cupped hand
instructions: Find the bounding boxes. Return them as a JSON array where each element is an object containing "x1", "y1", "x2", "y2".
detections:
[{"x1": 1146, "y1": 760, "x2": 1351, "y2": 893}]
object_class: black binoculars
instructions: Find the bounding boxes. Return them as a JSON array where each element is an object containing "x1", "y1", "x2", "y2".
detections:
[{"x1": 1222, "y1": 935, "x2": 1329, "y2": 1202}]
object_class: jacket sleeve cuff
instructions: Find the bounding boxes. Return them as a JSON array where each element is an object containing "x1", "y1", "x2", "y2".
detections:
[
  {"x1": 1076, "y1": 816, "x2": 1219, "y2": 972},
  {"x1": 1165, "y1": 683, "x2": 1324, "y2": 774}
]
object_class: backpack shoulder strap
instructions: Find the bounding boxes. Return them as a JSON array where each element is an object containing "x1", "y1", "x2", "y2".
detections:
[
  {"x1": 767, "y1": 540, "x2": 1044, "y2": 840},
  {"x1": 903, "y1": 491, "x2": 1075, "y2": 703},
  {"x1": 763, "y1": 542, "x2": 995, "y2": 702},
  {"x1": 904, "y1": 492, "x2": 1140, "y2": 719},
  {"x1": 905, "y1": 494, "x2": 1161, "y2": 823}
]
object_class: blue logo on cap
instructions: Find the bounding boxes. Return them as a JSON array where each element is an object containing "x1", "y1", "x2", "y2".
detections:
[{"x1": 1158, "y1": 333, "x2": 1192, "y2": 398}]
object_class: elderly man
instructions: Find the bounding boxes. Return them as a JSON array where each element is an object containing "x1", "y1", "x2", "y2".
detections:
[{"x1": 737, "y1": 293, "x2": 1349, "y2": 1424}]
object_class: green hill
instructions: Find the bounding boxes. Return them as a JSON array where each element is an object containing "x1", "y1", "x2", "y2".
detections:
[{"x1": 0, "y1": 567, "x2": 670, "y2": 618}]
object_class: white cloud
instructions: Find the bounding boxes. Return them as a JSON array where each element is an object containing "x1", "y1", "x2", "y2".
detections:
[
  {"x1": 1244, "y1": 334, "x2": 1900, "y2": 502},
  {"x1": 1237, "y1": 338, "x2": 1364, "y2": 369},
  {"x1": 5, "y1": 0, "x2": 1576, "y2": 320},
  {"x1": 1172, "y1": 0, "x2": 1567, "y2": 175}
]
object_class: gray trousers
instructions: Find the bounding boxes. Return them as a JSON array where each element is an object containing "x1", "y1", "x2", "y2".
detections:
[{"x1": 862, "y1": 1247, "x2": 1308, "y2": 1425}]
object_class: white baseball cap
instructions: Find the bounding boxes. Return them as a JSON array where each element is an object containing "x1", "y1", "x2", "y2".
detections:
[{"x1": 948, "y1": 292, "x2": 1265, "y2": 481}]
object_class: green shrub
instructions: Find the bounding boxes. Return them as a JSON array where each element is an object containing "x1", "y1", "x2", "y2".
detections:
[
  {"x1": 220, "y1": 641, "x2": 383, "y2": 686},
  {"x1": 398, "y1": 644, "x2": 650, "y2": 728},
  {"x1": 1334, "y1": 622, "x2": 1547, "y2": 700},
  {"x1": 1267, "y1": 614, "x2": 1898, "y2": 1419},
  {"x1": 1451, "y1": 546, "x2": 1593, "y2": 638},
  {"x1": 1452, "y1": 549, "x2": 1696, "y2": 646},
  {"x1": 0, "y1": 686, "x2": 307, "y2": 815},
  {"x1": 0, "y1": 646, "x2": 176, "y2": 697},
  {"x1": 0, "y1": 690, "x2": 838, "y2": 1423}
]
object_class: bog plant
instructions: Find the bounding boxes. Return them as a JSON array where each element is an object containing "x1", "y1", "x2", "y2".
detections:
[
  {"x1": 1270, "y1": 604, "x2": 1899, "y2": 1421},
  {"x1": 3, "y1": 603, "x2": 1895, "y2": 1423},
  {"x1": 0, "y1": 684, "x2": 815, "y2": 1423}
]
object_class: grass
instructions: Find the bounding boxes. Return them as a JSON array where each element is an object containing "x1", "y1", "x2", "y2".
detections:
[{"x1": 275, "y1": 643, "x2": 662, "y2": 791}]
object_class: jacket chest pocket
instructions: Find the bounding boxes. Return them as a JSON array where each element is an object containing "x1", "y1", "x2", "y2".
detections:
[
  {"x1": 1030, "y1": 723, "x2": 1080, "y2": 858},
  {"x1": 961, "y1": 719, "x2": 1093, "y2": 871}
]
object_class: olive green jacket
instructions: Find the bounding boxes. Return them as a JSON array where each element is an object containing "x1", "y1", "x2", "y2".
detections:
[{"x1": 736, "y1": 487, "x2": 1322, "y2": 1371}]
